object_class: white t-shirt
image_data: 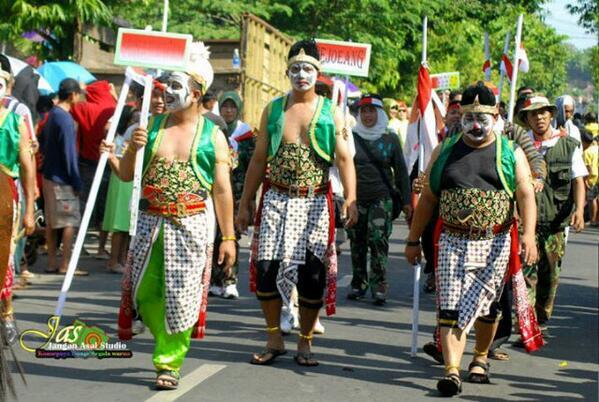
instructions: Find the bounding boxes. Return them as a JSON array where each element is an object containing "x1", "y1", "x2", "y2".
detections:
[{"x1": 530, "y1": 129, "x2": 588, "y2": 179}]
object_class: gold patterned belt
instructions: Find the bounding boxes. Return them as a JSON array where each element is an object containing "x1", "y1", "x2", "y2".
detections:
[
  {"x1": 143, "y1": 185, "x2": 206, "y2": 219},
  {"x1": 269, "y1": 181, "x2": 329, "y2": 198},
  {"x1": 443, "y1": 220, "x2": 513, "y2": 240}
]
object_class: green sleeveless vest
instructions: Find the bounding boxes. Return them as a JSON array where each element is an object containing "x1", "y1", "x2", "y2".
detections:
[
  {"x1": 537, "y1": 136, "x2": 578, "y2": 232},
  {"x1": 266, "y1": 95, "x2": 336, "y2": 163},
  {"x1": 0, "y1": 110, "x2": 23, "y2": 178},
  {"x1": 429, "y1": 132, "x2": 516, "y2": 198},
  {"x1": 142, "y1": 114, "x2": 218, "y2": 191}
]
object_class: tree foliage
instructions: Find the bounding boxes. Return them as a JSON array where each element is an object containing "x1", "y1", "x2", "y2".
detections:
[
  {"x1": 566, "y1": 0, "x2": 598, "y2": 34},
  {"x1": 0, "y1": 0, "x2": 583, "y2": 101},
  {"x1": 0, "y1": 0, "x2": 123, "y2": 60}
]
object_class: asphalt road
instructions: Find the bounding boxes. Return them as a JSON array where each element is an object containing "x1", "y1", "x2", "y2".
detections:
[{"x1": 5, "y1": 222, "x2": 598, "y2": 402}]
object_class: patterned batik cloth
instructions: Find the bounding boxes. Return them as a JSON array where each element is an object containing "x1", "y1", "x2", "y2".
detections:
[
  {"x1": 437, "y1": 231, "x2": 511, "y2": 333},
  {"x1": 439, "y1": 188, "x2": 513, "y2": 232},
  {"x1": 129, "y1": 211, "x2": 211, "y2": 335},
  {"x1": 121, "y1": 158, "x2": 215, "y2": 336},
  {"x1": 0, "y1": 178, "x2": 18, "y2": 301},
  {"x1": 257, "y1": 189, "x2": 330, "y2": 308}
]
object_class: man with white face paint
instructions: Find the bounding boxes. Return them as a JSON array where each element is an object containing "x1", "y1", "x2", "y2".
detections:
[
  {"x1": 405, "y1": 82, "x2": 539, "y2": 397},
  {"x1": 237, "y1": 39, "x2": 358, "y2": 367},
  {"x1": 111, "y1": 42, "x2": 236, "y2": 390}
]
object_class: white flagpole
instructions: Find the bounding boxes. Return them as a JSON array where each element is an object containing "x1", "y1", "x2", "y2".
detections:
[
  {"x1": 497, "y1": 31, "x2": 511, "y2": 102},
  {"x1": 129, "y1": 75, "x2": 154, "y2": 236},
  {"x1": 161, "y1": 0, "x2": 169, "y2": 32},
  {"x1": 55, "y1": 71, "x2": 133, "y2": 317},
  {"x1": 411, "y1": 15, "x2": 427, "y2": 359},
  {"x1": 484, "y1": 32, "x2": 491, "y2": 82},
  {"x1": 507, "y1": 14, "x2": 523, "y2": 124}
]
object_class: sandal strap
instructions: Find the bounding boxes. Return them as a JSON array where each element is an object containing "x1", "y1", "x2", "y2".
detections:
[
  {"x1": 468, "y1": 361, "x2": 490, "y2": 372},
  {"x1": 157, "y1": 369, "x2": 180, "y2": 380},
  {"x1": 299, "y1": 333, "x2": 313, "y2": 341},
  {"x1": 473, "y1": 347, "x2": 488, "y2": 357},
  {"x1": 266, "y1": 326, "x2": 280, "y2": 333}
]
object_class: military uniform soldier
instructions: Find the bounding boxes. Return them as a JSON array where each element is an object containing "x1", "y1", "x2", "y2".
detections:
[{"x1": 516, "y1": 95, "x2": 587, "y2": 324}]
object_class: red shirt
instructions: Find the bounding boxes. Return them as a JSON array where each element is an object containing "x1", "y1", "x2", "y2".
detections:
[{"x1": 70, "y1": 80, "x2": 116, "y2": 162}]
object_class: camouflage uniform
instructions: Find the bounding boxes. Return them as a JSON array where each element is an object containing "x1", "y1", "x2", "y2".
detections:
[
  {"x1": 347, "y1": 197, "x2": 393, "y2": 293},
  {"x1": 211, "y1": 92, "x2": 255, "y2": 287},
  {"x1": 522, "y1": 230, "x2": 565, "y2": 323},
  {"x1": 521, "y1": 133, "x2": 582, "y2": 324}
]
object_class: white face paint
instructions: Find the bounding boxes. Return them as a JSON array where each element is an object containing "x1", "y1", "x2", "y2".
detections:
[
  {"x1": 462, "y1": 112, "x2": 494, "y2": 143},
  {"x1": 288, "y1": 62, "x2": 318, "y2": 92},
  {"x1": 0, "y1": 78, "x2": 7, "y2": 99},
  {"x1": 164, "y1": 72, "x2": 192, "y2": 112}
]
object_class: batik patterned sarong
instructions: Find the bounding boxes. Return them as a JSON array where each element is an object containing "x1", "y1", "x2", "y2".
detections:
[{"x1": 437, "y1": 231, "x2": 511, "y2": 333}]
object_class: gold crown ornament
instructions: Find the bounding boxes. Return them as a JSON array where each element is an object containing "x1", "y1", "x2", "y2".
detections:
[
  {"x1": 287, "y1": 48, "x2": 322, "y2": 70},
  {"x1": 461, "y1": 95, "x2": 498, "y2": 114}
]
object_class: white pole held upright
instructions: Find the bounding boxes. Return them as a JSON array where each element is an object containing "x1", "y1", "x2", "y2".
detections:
[
  {"x1": 129, "y1": 75, "x2": 154, "y2": 236},
  {"x1": 484, "y1": 32, "x2": 491, "y2": 82},
  {"x1": 497, "y1": 31, "x2": 511, "y2": 102},
  {"x1": 507, "y1": 14, "x2": 523, "y2": 124},
  {"x1": 411, "y1": 15, "x2": 427, "y2": 358},
  {"x1": 162, "y1": 0, "x2": 169, "y2": 32},
  {"x1": 55, "y1": 73, "x2": 133, "y2": 317}
]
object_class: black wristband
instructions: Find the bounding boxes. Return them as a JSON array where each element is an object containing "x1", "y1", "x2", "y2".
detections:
[{"x1": 406, "y1": 240, "x2": 421, "y2": 247}]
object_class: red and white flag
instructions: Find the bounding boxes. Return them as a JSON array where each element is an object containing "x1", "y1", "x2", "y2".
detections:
[
  {"x1": 403, "y1": 64, "x2": 439, "y2": 173},
  {"x1": 500, "y1": 43, "x2": 529, "y2": 81},
  {"x1": 482, "y1": 59, "x2": 491, "y2": 77}
]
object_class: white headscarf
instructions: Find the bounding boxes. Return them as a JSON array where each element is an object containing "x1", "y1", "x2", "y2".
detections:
[{"x1": 354, "y1": 107, "x2": 389, "y2": 141}]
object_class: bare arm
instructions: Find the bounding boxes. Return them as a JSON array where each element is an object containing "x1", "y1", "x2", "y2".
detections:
[
  {"x1": 333, "y1": 108, "x2": 356, "y2": 204},
  {"x1": 406, "y1": 145, "x2": 441, "y2": 241},
  {"x1": 18, "y1": 122, "x2": 36, "y2": 235},
  {"x1": 116, "y1": 127, "x2": 147, "y2": 182},
  {"x1": 213, "y1": 130, "x2": 235, "y2": 237},
  {"x1": 236, "y1": 108, "x2": 268, "y2": 231},
  {"x1": 571, "y1": 176, "x2": 586, "y2": 232},
  {"x1": 404, "y1": 145, "x2": 441, "y2": 265},
  {"x1": 514, "y1": 147, "x2": 537, "y2": 265}
]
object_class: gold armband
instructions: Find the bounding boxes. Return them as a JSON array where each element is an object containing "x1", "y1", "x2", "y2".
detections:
[
  {"x1": 336, "y1": 127, "x2": 349, "y2": 140},
  {"x1": 221, "y1": 235, "x2": 236, "y2": 241}
]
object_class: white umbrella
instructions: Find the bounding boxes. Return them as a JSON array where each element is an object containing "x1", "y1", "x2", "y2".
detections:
[{"x1": 5, "y1": 55, "x2": 54, "y2": 94}]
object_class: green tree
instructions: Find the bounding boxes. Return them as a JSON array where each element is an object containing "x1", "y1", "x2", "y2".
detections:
[
  {"x1": 111, "y1": 0, "x2": 572, "y2": 99},
  {"x1": 0, "y1": 0, "x2": 136, "y2": 60},
  {"x1": 566, "y1": 0, "x2": 598, "y2": 34}
]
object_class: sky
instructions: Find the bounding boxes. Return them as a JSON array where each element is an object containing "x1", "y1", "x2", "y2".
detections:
[{"x1": 543, "y1": 0, "x2": 597, "y2": 49}]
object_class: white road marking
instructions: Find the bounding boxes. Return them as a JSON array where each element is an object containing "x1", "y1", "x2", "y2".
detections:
[
  {"x1": 337, "y1": 274, "x2": 352, "y2": 287},
  {"x1": 145, "y1": 364, "x2": 226, "y2": 402}
]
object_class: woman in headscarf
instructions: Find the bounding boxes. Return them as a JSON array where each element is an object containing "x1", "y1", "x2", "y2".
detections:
[
  {"x1": 347, "y1": 95, "x2": 412, "y2": 304},
  {"x1": 208, "y1": 91, "x2": 255, "y2": 299}
]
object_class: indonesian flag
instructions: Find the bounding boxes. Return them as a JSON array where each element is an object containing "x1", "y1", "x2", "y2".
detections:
[
  {"x1": 501, "y1": 43, "x2": 529, "y2": 82},
  {"x1": 403, "y1": 64, "x2": 439, "y2": 174},
  {"x1": 482, "y1": 59, "x2": 491, "y2": 77},
  {"x1": 228, "y1": 121, "x2": 253, "y2": 152}
]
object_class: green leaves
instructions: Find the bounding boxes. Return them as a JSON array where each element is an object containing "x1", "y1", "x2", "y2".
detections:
[{"x1": 0, "y1": 0, "x2": 591, "y2": 100}]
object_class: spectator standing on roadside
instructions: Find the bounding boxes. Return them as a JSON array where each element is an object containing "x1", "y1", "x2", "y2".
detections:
[{"x1": 41, "y1": 79, "x2": 88, "y2": 277}]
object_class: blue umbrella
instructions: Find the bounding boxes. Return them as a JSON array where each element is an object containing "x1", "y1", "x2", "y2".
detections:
[{"x1": 38, "y1": 61, "x2": 96, "y2": 93}]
